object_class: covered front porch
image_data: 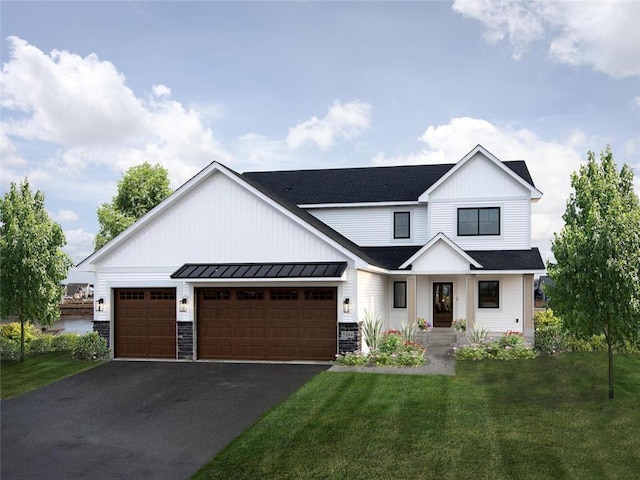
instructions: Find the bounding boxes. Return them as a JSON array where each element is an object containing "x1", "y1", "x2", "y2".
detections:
[{"x1": 385, "y1": 273, "x2": 535, "y2": 336}]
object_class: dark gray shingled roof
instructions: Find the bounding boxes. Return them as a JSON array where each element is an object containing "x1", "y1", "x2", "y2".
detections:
[
  {"x1": 243, "y1": 161, "x2": 535, "y2": 205},
  {"x1": 360, "y1": 246, "x2": 544, "y2": 271},
  {"x1": 468, "y1": 248, "x2": 545, "y2": 271}
]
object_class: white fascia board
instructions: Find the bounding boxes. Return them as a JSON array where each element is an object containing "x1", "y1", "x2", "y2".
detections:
[
  {"x1": 180, "y1": 276, "x2": 347, "y2": 284},
  {"x1": 77, "y1": 161, "x2": 226, "y2": 270},
  {"x1": 392, "y1": 269, "x2": 472, "y2": 275},
  {"x1": 399, "y1": 232, "x2": 482, "y2": 269},
  {"x1": 418, "y1": 144, "x2": 543, "y2": 202},
  {"x1": 357, "y1": 264, "x2": 390, "y2": 275},
  {"x1": 300, "y1": 201, "x2": 421, "y2": 209},
  {"x1": 472, "y1": 269, "x2": 546, "y2": 275}
]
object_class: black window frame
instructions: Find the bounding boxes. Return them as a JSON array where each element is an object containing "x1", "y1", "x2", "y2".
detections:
[
  {"x1": 478, "y1": 280, "x2": 500, "y2": 309},
  {"x1": 394, "y1": 211, "x2": 411, "y2": 239},
  {"x1": 393, "y1": 281, "x2": 407, "y2": 309},
  {"x1": 457, "y1": 207, "x2": 500, "y2": 236}
]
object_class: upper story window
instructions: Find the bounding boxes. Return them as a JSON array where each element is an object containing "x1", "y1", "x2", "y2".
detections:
[
  {"x1": 458, "y1": 207, "x2": 500, "y2": 236},
  {"x1": 394, "y1": 212, "x2": 410, "y2": 239}
]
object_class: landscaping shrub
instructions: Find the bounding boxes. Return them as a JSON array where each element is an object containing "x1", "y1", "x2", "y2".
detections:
[
  {"x1": 334, "y1": 351, "x2": 368, "y2": 366},
  {"x1": 51, "y1": 333, "x2": 79, "y2": 352},
  {"x1": 72, "y1": 332, "x2": 110, "y2": 361},
  {"x1": 29, "y1": 335, "x2": 53, "y2": 353},
  {"x1": 0, "y1": 337, "x2": 23, "y2": 360},
  {"x1": 379, "y1": 330, "x2": 404, "y2": 354},
  {"x1": 533, "y1": 309, "x2": 568, "y2": 355},
  {"x1": 1, "y1": 322, "x2": 39, "y2": 343}
]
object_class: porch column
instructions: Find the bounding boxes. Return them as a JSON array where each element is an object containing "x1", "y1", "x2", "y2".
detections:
[
  {"x1": 466, "y1": 275, "x2": 475, "y2": 330},
  {"x1": 523, "y1": 274, "x2": 534, "y2": 335},
  {"x1": 407, "y1": 275, "x2": 417, "y2": 327}
]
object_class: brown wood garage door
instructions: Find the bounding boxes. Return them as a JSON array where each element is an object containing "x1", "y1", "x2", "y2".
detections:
[
  {"x1": 114, "y1": 288, "x2": 177, "y2": 358},
  {"x1": 197, "y1": 287, "x2": 337, "y2": 361}
]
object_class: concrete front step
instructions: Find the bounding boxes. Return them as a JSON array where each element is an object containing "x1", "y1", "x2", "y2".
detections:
[{"x1": 414, "y1": 328, "x2": 460, "y2": 347}]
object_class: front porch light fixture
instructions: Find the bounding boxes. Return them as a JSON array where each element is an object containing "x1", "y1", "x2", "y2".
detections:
[
  {"x1": 96, "y1": 298, "x2": 105, "y2": 312},
  {"x1": 179, "y1": 297, "x2": 189, "y2": 313},
  {"x1": 343, "y1": 298, "x2": 351, "y2": 314}
]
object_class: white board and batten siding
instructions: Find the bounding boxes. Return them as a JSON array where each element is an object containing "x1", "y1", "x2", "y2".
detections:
[
  {"x1": 97, "y1": 172, "x2": 350, "y2": 268},
  {"x1": 310, "y1": 205, "x2": 428, "y2": 246},
  {"x1": 427, "y1": 152, "x2": 532, "y2": 250},
  {"x1": 474, "y1": 275, "x2": 524, "y2": 333},
  {"x1": 356, "y1": 270, "x2": 388, "y2": 324},
  {"x1": 410, "y1": 240, "x2": 471, "y2": 273}
]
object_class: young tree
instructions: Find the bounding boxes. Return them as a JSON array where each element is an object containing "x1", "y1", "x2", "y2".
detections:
[
  {"x1": 0, "y1": 179, "x2": 73, "y2": 361},
  {"x1": 94, "y1": 162, "x2": 172, "y2": 249},
  {"x1": 548, "y1": 146, "x2": 640, "y2": 399}
]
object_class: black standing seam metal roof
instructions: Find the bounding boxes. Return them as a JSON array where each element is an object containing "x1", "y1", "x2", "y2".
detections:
[
  {"x1": 171, "y1": 262, "x2": 348, "y2": 279},
  {"x1": 243, "y1": 161, "x2": 535, "y2": 205}
]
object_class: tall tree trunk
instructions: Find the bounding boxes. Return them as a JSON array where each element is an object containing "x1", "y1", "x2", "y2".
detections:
[
  {"x1": 20, "y1": 317, "x2": 25, "y2": 363},
  {"x1": 608, "y1": 340, "x2": 614, "y2": 399}
]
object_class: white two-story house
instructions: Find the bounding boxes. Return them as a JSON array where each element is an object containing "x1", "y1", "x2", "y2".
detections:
[{"x1": 78, "y1": 145, "x2": 545, "y2": 361}]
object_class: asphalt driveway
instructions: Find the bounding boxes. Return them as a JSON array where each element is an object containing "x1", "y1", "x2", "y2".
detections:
[{"x1": 1, "y1": 361, "x2": 328, "y2": 480}]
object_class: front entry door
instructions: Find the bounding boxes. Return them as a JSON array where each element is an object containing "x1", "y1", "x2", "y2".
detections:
[{"x1": 433, "y1": 282, "x2": 453, "y2": 327}]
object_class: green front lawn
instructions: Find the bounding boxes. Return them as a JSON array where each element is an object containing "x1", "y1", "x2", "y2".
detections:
[
  {"x1": 194, "y1": 352, "x2": 640, "y2": 480},
  {"x1": 1, "y1": 351, "x2": 105, "y2": 399}
]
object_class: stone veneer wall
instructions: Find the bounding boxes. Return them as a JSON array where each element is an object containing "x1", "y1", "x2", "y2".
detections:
[
  {"x1": 338, "y1": 322, "x2": 362, "y2": 354},
  {"x1": 93, "y1": 321, "x2": 110, "y2": 348},
  {"x1": 177, "y1": 322, "x2": 194, "y2": 360}
]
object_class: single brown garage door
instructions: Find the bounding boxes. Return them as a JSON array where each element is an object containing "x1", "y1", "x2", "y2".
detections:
[
  {"x1": 114, "y1": 288, "x2": 177, "y2": 358},
  {"x1": 197, "y1": 287, "x2": 337, "y2": 361}
]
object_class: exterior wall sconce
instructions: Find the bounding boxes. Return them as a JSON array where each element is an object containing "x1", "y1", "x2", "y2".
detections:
[
  {"x1": 179, "y1": 297, "x2": 189, "y2": 313},
  {"x1": 343, "y1": 298, "x2": 351, "y2": 314},
  {"x1": 96, "y1": 298, "x2": 105, "y2": 312}
]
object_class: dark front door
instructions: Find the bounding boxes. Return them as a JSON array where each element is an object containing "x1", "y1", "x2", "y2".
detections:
[{"x1": 433, "y1": 282, "x2": 453, "y2": 327}]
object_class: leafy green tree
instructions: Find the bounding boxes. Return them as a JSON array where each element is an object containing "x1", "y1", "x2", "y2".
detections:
[
  {"x1": 0, "y1": 179, "x2": 73, "y2": 362},
  {"x1": 548, "y1": 146, "x2": 640, "y2": 399},
  {"x1": 94, "y1": 162, "x2": 172, "y2": 249}
]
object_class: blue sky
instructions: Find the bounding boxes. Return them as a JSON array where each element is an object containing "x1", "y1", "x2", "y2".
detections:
[{"x1": 2, "y1": 1, "x2": 639, "y2": 270}]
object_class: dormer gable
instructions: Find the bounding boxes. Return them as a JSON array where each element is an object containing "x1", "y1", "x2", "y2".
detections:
[
  {"x1": 399, "y1": 232, "x2": 481, "y2": 273},
  {"x1": 418, "y1": 145, "x2": 543, "y2": 203}
]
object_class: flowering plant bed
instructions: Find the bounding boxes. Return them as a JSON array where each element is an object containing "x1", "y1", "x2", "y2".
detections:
[
  {"x1": 453, "y1": 330, "x2": 536, "y2": 360},
  {"x1": 335, "y1": 329, "x2": 426, "y2": 367}
]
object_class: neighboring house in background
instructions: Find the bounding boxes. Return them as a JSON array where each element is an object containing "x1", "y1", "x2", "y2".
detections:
[
  {"x1": 78, "y1": 145, "x2": 545, "y2": 361},
  {"x1": 534, "y1": 275, "x2": 554, "y2": 308}
]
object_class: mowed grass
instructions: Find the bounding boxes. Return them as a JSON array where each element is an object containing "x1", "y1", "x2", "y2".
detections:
[
  {"x1": 0, "y1": 351, "x2": 104, "y2": 399},
  {"x1": 193, "y1": 352, "x2": 640, "y2": 480}
]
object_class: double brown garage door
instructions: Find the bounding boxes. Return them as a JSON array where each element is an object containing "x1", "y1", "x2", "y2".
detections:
[
  {"x1": 114, "y1": 287, "x2": 337, "y2": 360},
  {"x1": 197, "y1": 287, "x2": 337, "y2": 361}
]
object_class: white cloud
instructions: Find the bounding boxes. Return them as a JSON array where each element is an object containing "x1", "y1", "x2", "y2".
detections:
[
  {"x1": 453, "y1": 0, "x2": 640, "y2": 78},
  {"x1": 372, "y1": 116, "x2": 590, "y2": 263},
  {"x1": 62, "y1": 228, "x2": 95, "y2": 264},
  {"x1": 287, "y1": 100, "x2": 371, "y2": 150},
  {"x1": 632, "y1": 96, "x2": 640, "y2": 109},
  {"x1": 52, "y1": 209, "x2": 80, "y2": 222},
  {"x1": 0, "y1": 36, "x2": 231, "y2": 192}
]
